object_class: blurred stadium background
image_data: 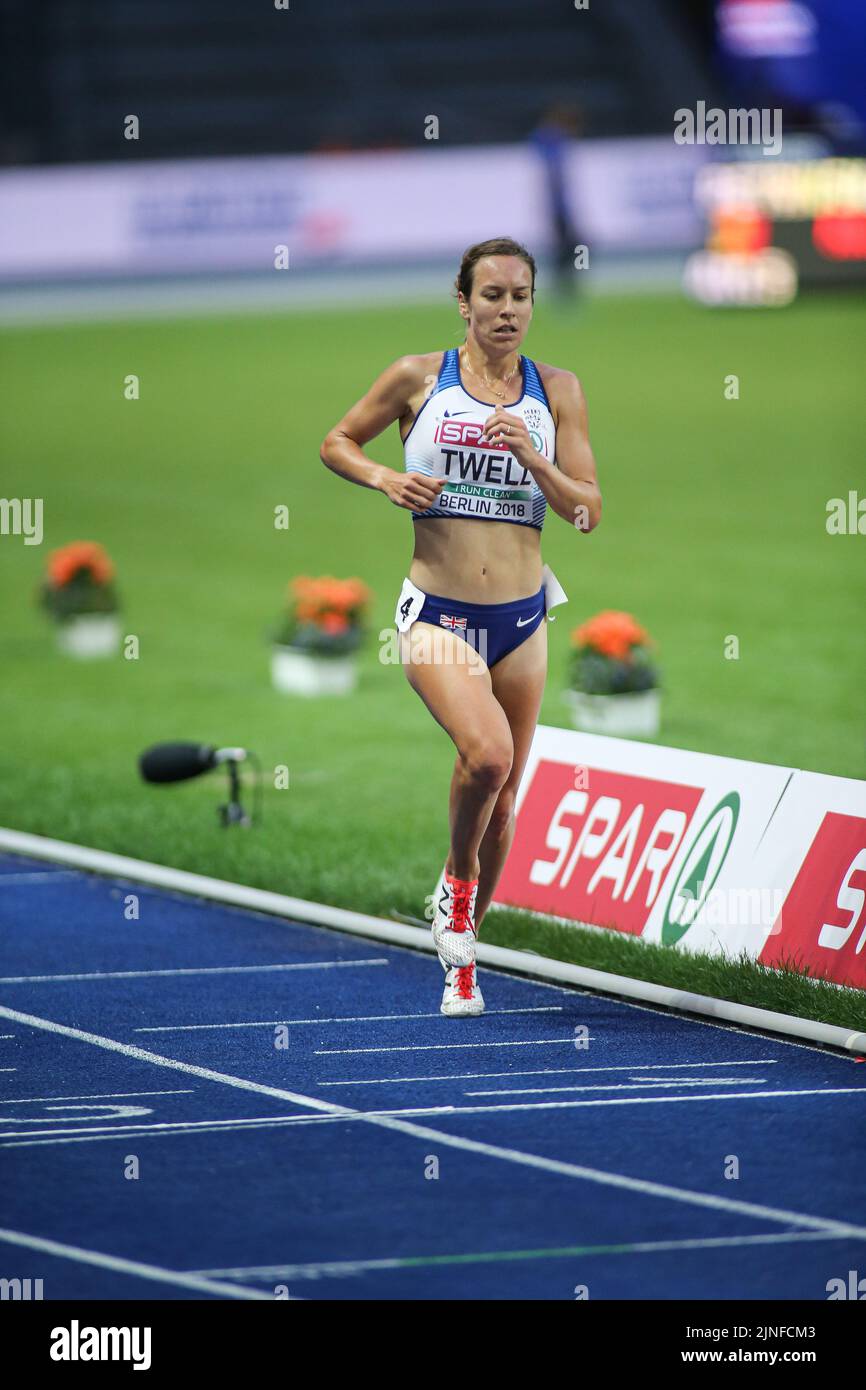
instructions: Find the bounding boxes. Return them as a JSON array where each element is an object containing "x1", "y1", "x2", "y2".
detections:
[{"x1": 0, "y1": 0, "x2": 864, "y2": 968}]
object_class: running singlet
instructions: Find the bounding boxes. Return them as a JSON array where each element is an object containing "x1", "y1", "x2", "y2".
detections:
[{"x1": 404, "y1": 348, "x2": 556, "y2": 531}]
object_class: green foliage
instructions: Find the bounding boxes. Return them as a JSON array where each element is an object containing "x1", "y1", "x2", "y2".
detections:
[
  {"x1": 569, "y1": 644, "x2": 659, "y2": 693},
  {"x1": 39, "y1": 571, "x2": 120, "y2": 622},
  {"x1": 270, "y1": 617, "x2": 366, "y2": 656}
]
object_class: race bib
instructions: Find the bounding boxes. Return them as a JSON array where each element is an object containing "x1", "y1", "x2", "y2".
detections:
[{"x1": 395, "y1": 576, "x2": 426, "y2": 632}]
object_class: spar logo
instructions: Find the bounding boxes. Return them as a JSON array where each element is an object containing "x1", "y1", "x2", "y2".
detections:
[
  {"x1": 496, "y1": 761, "x2": 706, "y2": 934},
  {"x1": 436, "y1": 418, "x2": 505, "y2": 449},
  {"x1": 660, "y1": 792, "x2": 741, "y2": 944},
  {"x1": 434, "y1": 417, "x2": 548, "y2": 456}
]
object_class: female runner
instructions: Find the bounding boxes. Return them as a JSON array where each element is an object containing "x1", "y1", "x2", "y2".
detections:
[{"x1": 320, "y1": 237, "x2": 601, "y2": 1016}]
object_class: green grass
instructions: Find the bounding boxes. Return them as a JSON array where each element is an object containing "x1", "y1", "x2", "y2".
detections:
[
  {"x1": 1, "y1": 291, "x2": 864, "y2": 1030},
  {"x1": 479, "y1": 910, "x2": 866, "y2": 1032}
]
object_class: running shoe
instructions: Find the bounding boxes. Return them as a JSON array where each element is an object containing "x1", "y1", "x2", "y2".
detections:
[
  {"x1": 431, "y1": 869, "x2": 478, "y2": 968},
  {"x1": 441, "y1": 962, "x2": 484, "y2": 1017}
]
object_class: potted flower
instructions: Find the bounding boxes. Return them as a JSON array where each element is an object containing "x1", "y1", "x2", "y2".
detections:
[
  {"x1": 270, "y1": 574, "x2": 372, "y2": 696},
  {"x1": 563, "y1": 609, "x2": 661, "y2": 737},
  {"x1": 39, "y1": 541, "x2": 122, "y2": 658}
]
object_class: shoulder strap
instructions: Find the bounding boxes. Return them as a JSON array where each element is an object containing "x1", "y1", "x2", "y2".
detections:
[
  {"x1": 436, "y1": 347, "x2": 460, "y2": 390},
  {"x1": 522, "y1": 356, "x2": 552, "y2": 410}
]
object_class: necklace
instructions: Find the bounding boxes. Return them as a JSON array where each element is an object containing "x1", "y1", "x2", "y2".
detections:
[{"x1": 460, "y1": 345, "x2": 520, "y2": 399}]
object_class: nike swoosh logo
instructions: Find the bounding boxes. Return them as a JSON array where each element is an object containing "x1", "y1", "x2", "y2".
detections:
[{"x1": 516, "y1": 612, "x2": 541, "y2": 627}]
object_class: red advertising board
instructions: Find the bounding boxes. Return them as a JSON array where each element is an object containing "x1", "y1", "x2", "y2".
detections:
[
  {"x1": 497, "y1": 757, "x2": 704, "y2": 935},
  {"x1": 760, "y1": 811, "x2": 866, "y2": 989}
]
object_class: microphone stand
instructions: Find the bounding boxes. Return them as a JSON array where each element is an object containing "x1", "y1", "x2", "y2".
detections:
[{"x1": 218, "y1": 760, "x2": 251, "y2": 827}]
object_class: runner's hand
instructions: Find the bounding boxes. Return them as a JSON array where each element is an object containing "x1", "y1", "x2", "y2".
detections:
[
  {"x1": 382, "y1": 471, "x2": 446, "y2": 510},
  {"x1": 481, "y1": 407, "x2": 535, "y2": 465}
]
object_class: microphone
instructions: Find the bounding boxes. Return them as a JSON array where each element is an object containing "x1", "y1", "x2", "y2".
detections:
[
  {"x1": 138, "y1": 741, "x2": 257, "y2": 828},
  {"x1": 138, "y1": 742, "x2": 247, "y2": 784}
]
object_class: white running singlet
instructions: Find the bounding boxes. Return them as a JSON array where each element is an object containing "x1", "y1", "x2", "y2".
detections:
[{"x1": 404, "y1": 348, "x2": 556, "y2": 531}]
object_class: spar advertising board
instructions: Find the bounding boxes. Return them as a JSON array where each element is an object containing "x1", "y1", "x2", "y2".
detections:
[
  {"x1": 757, "y1": 771, "x2": 866, "y2": 990},
  {"x1": 494, "y1": 726, "x2": 794, "y2": 962}
]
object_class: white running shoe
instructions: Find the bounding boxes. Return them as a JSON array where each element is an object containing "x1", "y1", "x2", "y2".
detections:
[
  {"x1": 431, "y1": 869, "x2": 478, "y2": 968},
  {"x1": 441, "y1": 963, "x2": 485, "y2": 1017}
]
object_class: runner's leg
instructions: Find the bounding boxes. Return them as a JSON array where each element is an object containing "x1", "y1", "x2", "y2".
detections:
[
  {"x1": 474, "y1": 619, "x2": 548, "y2": 927},
  {"x1": 400, "y1": 621, "x2": 513, "y2": 882}
]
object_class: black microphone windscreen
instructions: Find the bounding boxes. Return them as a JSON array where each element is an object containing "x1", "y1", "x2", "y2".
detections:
[{"x1": 139, "y1": 742, "x2": 217, "y2": 784}]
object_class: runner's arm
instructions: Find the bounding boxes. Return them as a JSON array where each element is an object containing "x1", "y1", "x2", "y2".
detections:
[
  {"x1": 320, "y1": 357, "x2": 419, "y2": 493},
  {"x1": 539, "y1": 371, "x2": 602, "y2": 532}
]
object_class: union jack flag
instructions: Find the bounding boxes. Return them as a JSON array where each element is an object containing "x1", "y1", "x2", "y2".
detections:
[{"x1": 439, "y1": 614, "x2": 468, "y2": 631}]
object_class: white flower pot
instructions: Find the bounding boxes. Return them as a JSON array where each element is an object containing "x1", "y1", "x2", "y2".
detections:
[
  {"x1": 563, "y1": 687, "x2": 661, "y2": 738},
  {"x1": 56, "y1": 613, "x2": 121, "y2": 659},
  {"x1": 271, "y1": 645, "x2": 358, "y2": 697}
]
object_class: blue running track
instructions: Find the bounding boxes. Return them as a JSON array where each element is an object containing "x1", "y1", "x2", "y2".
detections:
[{"x1": 1, "y1": 850, "x2": 864, "y2": 1300}]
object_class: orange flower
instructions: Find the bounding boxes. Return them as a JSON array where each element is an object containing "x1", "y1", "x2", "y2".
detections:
[
  {"x1": 47, "y1": 541, "x2": 115, "y2": 588},
  {"x1": 288, "y1": 573, "x2": 371, "y2": 621},
  {"x1": 289, "y1": 577, "x2": 320, "y2": 601},
  {"x1": 320, "y1": 612, "x2": 350, "y2": 634},
  {"x1": 572, "y1": 610, "x2": 651, "y2": 660},
  {"x1": 333, "y1": 578, "x2": 368, "y2": 608}
]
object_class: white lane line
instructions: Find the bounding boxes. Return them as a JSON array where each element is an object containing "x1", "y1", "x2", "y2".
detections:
[
  {"x1": 392, "y1": 1088, "x2": 866, "y2": 1114},
  {"x1": 1, "y1": 1115, "x2": 349, "y2": 1142},
  {"x1": 4, "y1": 1080, "x2": 865, "y2": 1147},
  {"x1": 0, "y1": 1090, "x2": 195, "y2": 1106},
  {"x1": 318, "y1": 1059, "x2": 781, "y2": 1086},
  {"x1": 0, "y1": 959, "x2": 389, "y2": 985},
  {"x1": 465, "y1": 1079, "x2": 767, "y2": 1095},
  {"x1": 315, "y1": 1038, "x2": 585, "y2": 1055},
  {"x1": 135, "y1": 1006, "x2": 563, "y2": 1032},
  {"x1": 191, "y1": 1230, "x2": 849, "y2": 1282},
  {"x1": 473, "y1": 967, "x2": 862, "y2": 1064},
  {"x1": 6, "y1": 1085, "x2": 866, "y2": 1150},
  {"x1": 0, "y1": 1068, "x2": 16, "y2": 1073},
  {"x1": 1, "y1": 1082, "x2": 857, "y2": 1144},
  {"x1": 1, "y1": 1003, "x2": 862, "y2": 1240},
  {"x1": 13, "y1": 1085, "x2": 850, "y2": 1143},
  {"x1": 0, "y1": 1227, "x2": 280, "y2": 1300}
]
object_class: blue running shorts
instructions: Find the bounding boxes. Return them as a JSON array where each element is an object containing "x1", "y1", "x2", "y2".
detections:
[{"x1": 395, "y1": 578, "x2": 547, "y2": 669}]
